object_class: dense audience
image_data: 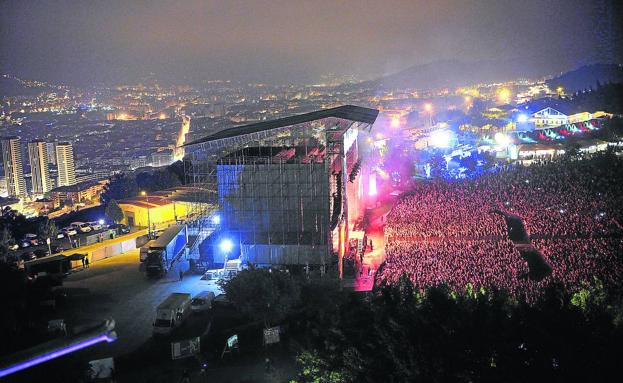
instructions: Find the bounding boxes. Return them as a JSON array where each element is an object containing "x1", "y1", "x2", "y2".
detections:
[{"x1": 380, "y1": 152, "x2": 623, "y2": 300}]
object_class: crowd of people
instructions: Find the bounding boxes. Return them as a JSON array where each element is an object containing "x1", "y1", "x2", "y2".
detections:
[
  {"x1": 380, "y1": 153, "x2": 623, "y2": 300},
  {"x1": 378, "y1": 240, "x2": 536, "y2": 298}
]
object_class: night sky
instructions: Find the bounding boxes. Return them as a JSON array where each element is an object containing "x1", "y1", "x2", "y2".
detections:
[{"x1": 1, "y1": 0, "x2": 621, "y2": 85}]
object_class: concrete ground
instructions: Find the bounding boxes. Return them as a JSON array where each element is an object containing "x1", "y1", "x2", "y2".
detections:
[
  {"x1": 56, "y1": 250, "x2": 221, "y2": 364},
  {"x1": 50, "y1": 251, "x2": 297, "y2": 382}
]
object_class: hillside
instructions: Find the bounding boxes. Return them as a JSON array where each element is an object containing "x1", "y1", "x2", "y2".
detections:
[
  {"x1": 363, "y1": 57, "x2": 564, "y2": 91},
  {"x1": 546, "y1": 64, "x2": 623, "y2": 93}
]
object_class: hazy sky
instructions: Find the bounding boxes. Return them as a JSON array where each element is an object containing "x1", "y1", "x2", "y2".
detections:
[{"x1": 0, "y1": 0, "x2": 621, "y2": 85}]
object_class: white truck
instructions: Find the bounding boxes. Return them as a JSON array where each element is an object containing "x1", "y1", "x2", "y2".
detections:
[
  {"x1": 144, "y1": 225, "x2": 188, "y2": 278},
  {"x1": 152, "y1": 293, "x2": 192, "y2": 336}
]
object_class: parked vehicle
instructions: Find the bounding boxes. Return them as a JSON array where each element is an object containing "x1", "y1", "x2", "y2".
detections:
[
  {"x1": 109, "y1": 223, "x2": 130, "y2": 234},
  {"x1": 19, "y1": 240, "x2": 31, "y2": 248},
  {"x1": 191, "y1": 291, "x2": 215, "y2": 313},
  {"x1": 139, "y1": 240, "x2": 155, "y2": 262},
  {"x1": 144, "y1": 225, "x2": 187, "y2": 278},
  {"x1": 70, "y1": 222, "x2": 92, "y2": 233},
  {"x1": 56, "y1": 232, "x2": 65, "y2": 239},
  {"x1": 23, "y1": 233, "x2": 39, "y2": 246},
  {"x1": 34, "y1": 249, "x2": 49, "y2": 258},
  {"x1": 62, "y1": 227, "x2": 78, "y2": 236},
  {"x1": 88, "y1": 221, "x2": 103, "y2": 231},
  {"x1": 152, "y1": 293, "x2": 192, "y2": 335},
  {"x1": 50, "y1": 244, "x2": 64, "y2": 254}
]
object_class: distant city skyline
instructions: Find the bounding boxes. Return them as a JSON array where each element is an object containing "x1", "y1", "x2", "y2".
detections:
[{"x1": 1, "y1": 0, "x2": 621, "y2": 85}]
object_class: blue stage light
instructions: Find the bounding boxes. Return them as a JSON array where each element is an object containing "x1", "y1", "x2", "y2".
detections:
[{"x1": 219, "y1": 238, "x2": 233, "y2": 253}]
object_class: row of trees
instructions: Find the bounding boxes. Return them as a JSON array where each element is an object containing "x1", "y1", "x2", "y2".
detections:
[
  {"x1": 101, "y1": 161, "x2": 185, "y2": 204},
  {"x1": 221, "y1": 269, "x2": 623, "y2": 382}
]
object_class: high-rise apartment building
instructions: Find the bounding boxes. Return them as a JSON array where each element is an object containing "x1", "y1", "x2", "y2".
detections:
[
  {"x1": 28, "y1": 140, "x2": 52, "y2": 195},
  {"x1": 1, "y1": 136, "x2": 27, "y2": 197},
  {"x1": 55, "y1": 142, "x2": 76, "y2": 187},
  {"x1": 46, "y1": 142, "x2": 57, "y2": 165}
]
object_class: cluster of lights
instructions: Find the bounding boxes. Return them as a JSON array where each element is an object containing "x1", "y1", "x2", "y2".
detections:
[
  {"x1": 429, "y1": 130, "x2": 452, "y2": 148},
  {"x1": 390, "y1": 116, "x2": 401, "y2": 128},
  {"x1": 494, "y1": 132, "x2": 511, "y2": 147},
  {"x1": 497, "y1": 88, "x2": 512, "y2": 104},
  {"x1": 516, "y1": 113, "x2": 529, "y2": 123}
]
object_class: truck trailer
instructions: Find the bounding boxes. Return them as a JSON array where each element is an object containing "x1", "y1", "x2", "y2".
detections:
[{"x1": 144, "y1": 224, "x2": 188, "y2": 278}]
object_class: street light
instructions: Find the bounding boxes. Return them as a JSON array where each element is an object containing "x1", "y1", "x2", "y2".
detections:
[
  {"x1": 140, "y1": 191, "x2": 151, "y2": 237},
  {"x1": 424, "y1": 103, "x2": 433, "y2": 127},
  {"x1": 219, "y1": 238, "x2": 234, "y2": 274}
]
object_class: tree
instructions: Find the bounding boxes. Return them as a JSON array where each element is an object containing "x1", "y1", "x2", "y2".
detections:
[
  {"x1": 291, "y1": 278, "x2": 623, "y2": 383},
  {"x1": 105, "y1": 199, "x2": 124, "y2": 224},
  {"x1": 37, "y1": 218, "x2": 58, "y2": 241},
  {"x1": 290, "y1": 351, "x2": 350, "y2": 383},
  {"x1": 101, "y1": 174, "x2": 138, "y2": 204},
  {"x1": 0, "y1": 227, "x2": 14, "y2": 259},
  {"x1": 219, "y1": 267, "x2": 301, "y2": 328}
]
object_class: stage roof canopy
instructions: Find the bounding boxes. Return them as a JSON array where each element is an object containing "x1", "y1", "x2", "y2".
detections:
[{"x1": 185, "y1": 105, "x2": 379, "y2": 147}]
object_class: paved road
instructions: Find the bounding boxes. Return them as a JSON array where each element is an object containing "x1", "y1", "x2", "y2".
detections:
[{"x1": 57, "y1": 250, "x2": 222, "y2": 362}]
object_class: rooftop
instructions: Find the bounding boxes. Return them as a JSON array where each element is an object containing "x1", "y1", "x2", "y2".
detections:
[
  {"x1": 50, "y1": 180, "x2": 104, "y2": 193},
  {"x1": 185, "y1": 105, "x2": 379, "y2": 146}
]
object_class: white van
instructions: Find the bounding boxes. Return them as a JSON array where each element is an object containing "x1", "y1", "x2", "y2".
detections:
[
  {"x1": 191, "y1": 291, "x2": 215, "y2": 313},
  {"x1": 70, "y1": 222, "x2": 92, "y2": 233},
  {"x1": 153, "y1": 293, "x2": 192, "y2": 335}
]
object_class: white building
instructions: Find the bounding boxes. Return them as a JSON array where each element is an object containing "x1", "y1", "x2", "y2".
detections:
[
  {"x1": 28, "y1": 140, "x2": 52, "y2": 195},
  {"x1": 532, "y1": 107, "x2": 568, "y2": 127},
  {"x1": 55, "y1": 142, "x2": 76, "y2": 187},
  {"x1": 1, "y1": 136, "x2": 27, "y2": 198}
]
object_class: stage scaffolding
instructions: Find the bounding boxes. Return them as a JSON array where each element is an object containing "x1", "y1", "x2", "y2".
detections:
[{"x1": 182, "y1": 106, "x2": 378, "y2": 267}]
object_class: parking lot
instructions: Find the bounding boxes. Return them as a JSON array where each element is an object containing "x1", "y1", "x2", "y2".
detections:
[
  {"x1": 10, "y1": 223, "x2": 134, "y2": 262},
  {"x1": 56, "y1": 251, "x2": 221, "y2": 359}
]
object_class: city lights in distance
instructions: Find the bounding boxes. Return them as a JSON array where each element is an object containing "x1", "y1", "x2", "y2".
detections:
[
  {"x1": 497, "y1": 88, "x2": 511, "y2": 104},
  {"x1": 429, "y1": 129, "x2": 451, "y2": 148},
  {"x1": 424, "y1": 103, "x2": 433, "y2": 112},
  {"x1": 517, "y1": 113, "x2": 529, "y2": 123},
  {"x1": 390, "y1": 116, "x2": 401, "y2": 128}
]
